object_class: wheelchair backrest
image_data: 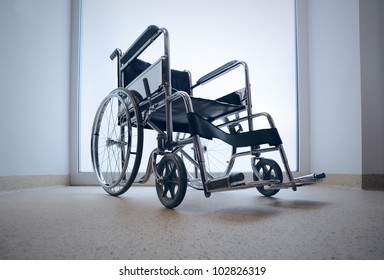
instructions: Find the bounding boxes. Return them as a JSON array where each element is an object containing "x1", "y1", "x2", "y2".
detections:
[
  {"x1": 118, "y1": 25, "x2": 191, "y2": 107},
  {"x1": 113, "y1": 25, "x2": 250, "y2": 125},
  {"x1": 123, "y1": 57, "x2": 191, "y2": 101}
]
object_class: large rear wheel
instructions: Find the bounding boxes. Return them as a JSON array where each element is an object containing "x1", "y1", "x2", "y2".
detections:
[{"x1": 91, "y1": 88, "x2": 143, "y2": 196}]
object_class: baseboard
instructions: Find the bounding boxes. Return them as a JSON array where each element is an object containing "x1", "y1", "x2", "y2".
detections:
[
  {"x1": 319, "y1": 174, "x2": 362, "y2": 188},
  {"x1": 362, "y1": 174, "x2": 384, "y2": 190},
  {"x1": 1, "y1": 173, "x2": 382, "y2": 191},
  {"x1": 0, "y1": 175, "x2": 69, "y2": 192},
  {"x1": 319, "y1": 173, "x2": 384, "y2": 190}
]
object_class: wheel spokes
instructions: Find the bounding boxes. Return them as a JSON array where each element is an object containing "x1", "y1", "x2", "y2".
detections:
[
  {"x1": 91, "y1": 89, "x2": 143, "y2": 195},
  {"x1": 155, "y1": 153, "x2": 187, "y2": 208},
  {"x1": 161, "y1": 163, "x2": 179, "y2": 198}
]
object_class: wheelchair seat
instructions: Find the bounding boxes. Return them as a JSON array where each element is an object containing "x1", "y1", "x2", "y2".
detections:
[
  {"x1": 123, "y1": 58, "x2": 245, "y2": 134},
  {"x1": 150, "y1": 92, "x2": 245, "y2": 133}
]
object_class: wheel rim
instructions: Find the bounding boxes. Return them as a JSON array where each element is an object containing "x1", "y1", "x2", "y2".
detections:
[
  {"x1": 156, "y1": 154, "x2": 187, "y2": 208},
  {"x1": 253, "y1": 158, "x2": 282, "y2": 197},
  {"x1": 91, "y1": 89, "x2": 143, "y2": 195},
  {"x1": 258, "y1": 163, "x2": 280, "y2": 180}
]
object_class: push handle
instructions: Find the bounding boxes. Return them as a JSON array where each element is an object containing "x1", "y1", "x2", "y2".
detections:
[
  {"x1": 109, "y1": 48, "x2": 122, "y2": 87},
  {"x1": 110, "y1": 48, "x2": 121, "y2": 60}
]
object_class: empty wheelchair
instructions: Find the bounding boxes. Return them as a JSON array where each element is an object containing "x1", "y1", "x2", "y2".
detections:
[{"x1": 91, "y1": 25, "x2": 325, "y2": 208}]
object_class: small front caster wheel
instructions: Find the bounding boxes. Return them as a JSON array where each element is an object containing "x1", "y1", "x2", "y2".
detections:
[
  {"x1": 156, "y1": 153, "x2": 187, "y2": 209},
  {"x1": 253, "y1": 158, "x2": 283, "y2": 197}
]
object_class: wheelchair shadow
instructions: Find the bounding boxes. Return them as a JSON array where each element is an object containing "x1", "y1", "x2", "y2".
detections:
[
  {"x1": 96, "y1": 188, "x2": 330, "y2": 224},
  {"x1": 178, "y1": 192, "x2": 330, "y2": 224},
  {"x1": 210, "y1": 207, "x2": 279, "y2": 223},
  {"x1": 209, "y1": 197, "x2": 330, "y2": 224},
  {"x1": 179, "y1": 194, "x2": 279, "y2": 223},
  {"x1": 256, "y1": 196, "x2": 330, "y2": 210}
]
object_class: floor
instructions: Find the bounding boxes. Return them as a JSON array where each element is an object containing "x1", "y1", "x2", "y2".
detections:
[{"x1": 0, "y1": 185, "x2": 383, "y2": 260}]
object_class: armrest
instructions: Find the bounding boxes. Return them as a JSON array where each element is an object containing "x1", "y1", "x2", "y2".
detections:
[
  {"x1": 120, "y1": 25, "x2": 163, "y2": 65},
  {"x1": 192, "y1": 60, "x2": 240, "y2": 88}
]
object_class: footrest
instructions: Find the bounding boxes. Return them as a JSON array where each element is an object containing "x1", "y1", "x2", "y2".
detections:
[
  {"x1": 206, "y1": 173, "x2": 245, "y2": 191},
  {"x1": 272, "y1": 172, "x2": 326, "y2": 189}
]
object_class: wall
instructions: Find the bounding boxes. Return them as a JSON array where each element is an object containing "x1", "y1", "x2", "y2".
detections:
[
  {"x1": 360, "y1": 0, "x2": 384, "y2": 178},
  {"x1": 306, "y1": 0, "x2": 384, "y2": 188},
  {"x1": 359, "y1": 0, "x2": 384, "y2": 189},
  {"x1": 0, "y1": 0, "x2": 71, "y2": 188},
  {"x1": 307, "y1": 0, "x2": 362, "y2": 176}
]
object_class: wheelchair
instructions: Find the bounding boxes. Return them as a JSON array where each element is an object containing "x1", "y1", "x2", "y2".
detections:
[{"x1": 91, "y1": 25, "x2": 325, "y2": 209}]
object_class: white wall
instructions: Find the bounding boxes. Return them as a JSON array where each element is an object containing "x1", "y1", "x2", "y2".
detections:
[
  {"x1": 307, "y1": 0, "x2": 363, "y2": 174},
  {"x1": 306, "y1": 0, "x2": 384, "y2": 183},
  {"x1": 0, "y1": 0, "x2": 71, "y2": 176}
]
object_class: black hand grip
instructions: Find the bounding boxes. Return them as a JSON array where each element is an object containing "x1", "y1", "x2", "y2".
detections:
[{"x1": 110, "y1": 49, "x2": 119, "y2": 60}]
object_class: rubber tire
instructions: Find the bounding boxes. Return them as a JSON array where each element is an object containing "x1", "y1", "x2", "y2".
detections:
[
  {"x1": 253, "y1": 158, "x2": 282, "y2": 197},
  {"x1": 91, "y1": 88, "x2": 143, "y2": 196},
  {"x1": 156, "y1": 153, "x2": 188, "y2": 209}
]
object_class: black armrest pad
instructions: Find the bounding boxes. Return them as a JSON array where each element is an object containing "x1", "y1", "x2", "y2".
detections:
[{"x1": 195, "y1": 60, "x2": 239, "y2": 86}]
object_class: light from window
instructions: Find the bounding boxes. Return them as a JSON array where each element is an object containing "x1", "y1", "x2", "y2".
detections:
[{"x1": 79, "y1": 0, "x2": 298, "y2": 172}]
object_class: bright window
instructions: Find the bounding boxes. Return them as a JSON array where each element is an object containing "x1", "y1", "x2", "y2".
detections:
[{"x1": 78, "y1": 0, "x2": 298, "y2": 175}]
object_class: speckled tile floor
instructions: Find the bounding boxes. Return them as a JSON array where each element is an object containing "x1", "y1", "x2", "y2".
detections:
[{"x1": 0, "y1": 185, "x2": 383, "y2": 260}]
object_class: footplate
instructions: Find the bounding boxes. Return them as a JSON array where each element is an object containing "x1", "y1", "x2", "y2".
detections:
[
  {"x1": 206, "y1": 172, "x2": 325, "y2": 193},
  {"x1": 263, "y1": 173, "x2": 326, "y2": 190},
  {"x1": 206, "y1": 172, "x2": 280, "y2": 193}
]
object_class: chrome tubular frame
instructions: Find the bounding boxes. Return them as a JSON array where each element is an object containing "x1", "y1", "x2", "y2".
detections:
[{"x1": 105, "y1": 25, "x2": 324, "y2": 198}]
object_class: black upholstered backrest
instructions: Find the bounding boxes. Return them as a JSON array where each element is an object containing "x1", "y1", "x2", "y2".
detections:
[{"x1": 123, "y1": 58, "x2": 191, "y2": 97}]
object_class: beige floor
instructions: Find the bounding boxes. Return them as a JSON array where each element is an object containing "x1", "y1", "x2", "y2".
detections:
[{"x1": 0, "y1": 185, "x2": 383, "y2": 260}]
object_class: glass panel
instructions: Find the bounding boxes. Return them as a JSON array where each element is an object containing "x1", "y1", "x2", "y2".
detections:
[{"x1": 79, "y1": 0, "x2": 297, "y2": 173}]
